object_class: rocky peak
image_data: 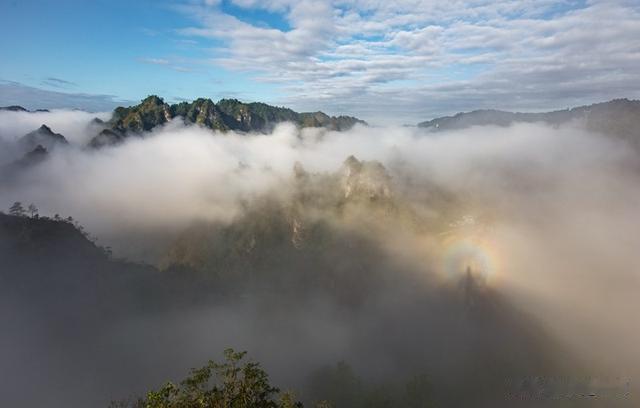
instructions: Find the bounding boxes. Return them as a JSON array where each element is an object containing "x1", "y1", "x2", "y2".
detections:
[
  {"x1": 88, "y1": 128, "x2": 125, "y2": 148},
  {"x1": 19, "y1": 124, "x2": 68, "y2": 152},
  {"x1": 89, "y1": 96, "x2": 367, "y2": 148},
  {"x1": 340, "y1": 156, "x2": 392, "y2": 201},
  {"x1": 140, "y1": 95, "x2": 166, "y2": 107},
  {"x1": 342, "y1": 155, "x2": 363, "y2": 176},
  {"x1": 185, "y1": 98, "x2": 229, "y2": 130},
  {"x1": 110, "y1": 96, "x2": 172, "y2": 133}
]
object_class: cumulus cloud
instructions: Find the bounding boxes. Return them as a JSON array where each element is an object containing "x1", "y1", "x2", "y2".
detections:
[{"x1": 173, "y1": 0, "x2": 640, "y2": 124}]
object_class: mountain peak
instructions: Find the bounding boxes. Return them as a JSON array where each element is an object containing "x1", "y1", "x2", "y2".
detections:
[
  {"x1": 141, "y1": 95, "x2": 166, "y2": 106},
  {"x1": 89, "y1": 96, "x2": 366, "y2": 148},
  {"x1": 19, "y1": 125, "x2": 68, "y2": 152},
  {"x1": 38, "y1": 124, "x2": 53, "y2": 133},
  {"x1": 340, "y1": 156, "x2": 392, "y2": 201}
]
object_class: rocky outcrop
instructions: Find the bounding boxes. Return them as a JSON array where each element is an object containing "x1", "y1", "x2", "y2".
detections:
[
  {"x1": 340, "y1": 155, "x2": 392, "y2": 201},
  {"x1": 19, "y1": 124, "x2": 68, "y2": 152},
  {"x1": 87, "y1": 128, "x2": 126, "y2": 148},
  {"x1": 87, "y1": 96, "x2": 367, "y2": 148}
]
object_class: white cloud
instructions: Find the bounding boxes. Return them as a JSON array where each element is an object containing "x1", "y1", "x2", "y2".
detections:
[
  {"x1": 138, "y1": 57, "x2": 171, "y2": 65},
  {"x1": 0, "y1": 109, "x2": 110, "y2": 146},
  {"x1": 173, "y1": 0, "x2": 640, "y2": 124},
  {"x1": 3, "y1": 116, "x2": 640, "y2": 377}
]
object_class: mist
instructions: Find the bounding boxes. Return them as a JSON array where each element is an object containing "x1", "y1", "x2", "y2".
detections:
[{"x1": 1, "y1": 111, "x2": 639, "y2": 406}]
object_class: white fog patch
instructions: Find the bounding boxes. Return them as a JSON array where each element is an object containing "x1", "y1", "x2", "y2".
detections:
[
  {"x1": 1, "y1": 113, "x2": 640, "y2": 378},
  {"x1": 0, "y1": 109, "x2": 110, "y2": 145}
]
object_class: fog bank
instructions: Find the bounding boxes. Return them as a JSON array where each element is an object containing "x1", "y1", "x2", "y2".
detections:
[{"x1": 1, "y1": 111, "x2": 639, "y2": 406}]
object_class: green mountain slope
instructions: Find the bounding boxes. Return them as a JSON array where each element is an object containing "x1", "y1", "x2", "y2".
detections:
[
  {"x1": 417, "y1": 98, "x2": 640, "y2": 148},
  {"x1": 89, "y1": 96, "x2": 366, "y2": 147}
]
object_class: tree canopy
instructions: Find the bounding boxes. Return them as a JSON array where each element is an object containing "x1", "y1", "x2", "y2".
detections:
[{"x1": 142, "y1": 349, "x2": 302, "y2": 408}]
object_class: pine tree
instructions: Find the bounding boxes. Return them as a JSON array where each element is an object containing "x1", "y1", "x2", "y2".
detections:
[
  {"x1": 9, "y1": 201, "x2": 25, "y2": 217},
  {"x1": 27, "y1": 203, "x2": 39, "y2": 218}
]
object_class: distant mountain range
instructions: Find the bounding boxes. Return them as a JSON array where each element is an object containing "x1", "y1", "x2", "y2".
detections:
[
  {"x1": 417, "y1": 98, "x2": 640, "y2": 129},
  {"x1": 0, "y1": 106, "x2": 50, "y2": 113},
  {"x1": 0, "y1": 96, "x2": 368, "y2": 177},
  {"x1": 4, "y1": 98, "x2": 640, "y2": 156},
  {"x1": 1, "y1": 96, "x2": 367, "y2": 149},
  {"x1": 417, "y1": 98, "x2": 640, "y2": 148},
  {"x1": 89, "y1": 96, "x2": 367, "y2": 147}
]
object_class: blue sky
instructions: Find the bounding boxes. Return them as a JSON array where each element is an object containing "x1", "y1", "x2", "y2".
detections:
[
  {"x1": 0, "y1": 0, "x2": 280, "y2": 106},
  {"x1": 1, "y1": 0, "x2": 640, "y2": 123}
]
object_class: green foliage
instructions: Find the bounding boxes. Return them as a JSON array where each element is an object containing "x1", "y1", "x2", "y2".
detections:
[
  {"x1": 105, "y1": 96, "x2": 364, "y2": 137},
  {"x1": 170, "y1": 102, "x2": 191, "y2": 118},
  {"x1": 189, "y1": 99, "x2": 229, "y2": 130},
  {"x1": 111, "y1": 95, "x2": 171, "y2": 133},
  {"x1": 143, "y1": 349, "x2": 302, "y2": 408}
]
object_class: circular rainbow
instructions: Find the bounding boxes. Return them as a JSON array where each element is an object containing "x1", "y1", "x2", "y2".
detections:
[{"x1": 440, "y1": 233, "x2": 501, "y2": 284}]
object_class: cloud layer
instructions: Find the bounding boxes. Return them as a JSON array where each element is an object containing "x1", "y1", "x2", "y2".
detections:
[
  {"x1": 1, "y1": 110, "x2": 640, "y2": 404},
  {"x1": 173, "y1": 0, "x2": 640, "y2": 123},
  {"x1": 0, "y1": 80, "x2": 131, "y2": 112}
]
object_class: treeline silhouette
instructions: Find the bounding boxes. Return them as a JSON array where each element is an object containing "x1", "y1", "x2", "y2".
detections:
[{"x1": 3, "y1": 201, "x2": 112, "y2": 257}]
